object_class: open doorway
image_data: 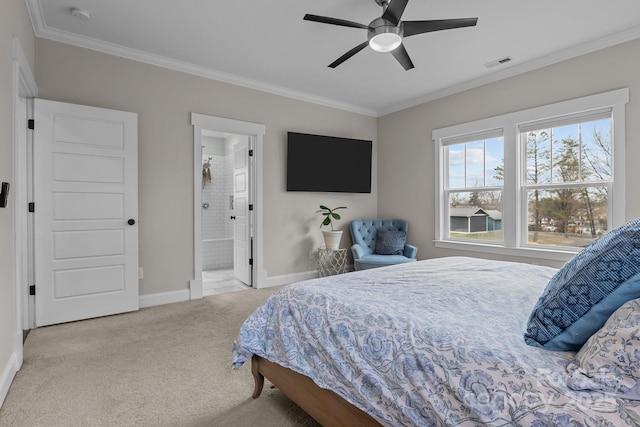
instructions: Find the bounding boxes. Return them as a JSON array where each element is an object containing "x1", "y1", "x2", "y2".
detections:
[
  {"x1": 200, "y1": 131, "x2": 249, "y2": 295},
  {"x1": 190, "y1": 113, "x2": 265, "y2": 299}
]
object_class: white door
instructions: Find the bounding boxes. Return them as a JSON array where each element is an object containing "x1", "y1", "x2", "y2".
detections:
[
  {"x1": 34, "y1": 99, "x2": 138, "y2": 327},
  {"x1": 233, "y1": 138, "x2": 251, "y2": 286}
]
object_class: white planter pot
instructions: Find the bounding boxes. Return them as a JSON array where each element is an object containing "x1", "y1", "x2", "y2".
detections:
[{"x1": 322, "y1": 230, "x2": 343, "y2": 250}]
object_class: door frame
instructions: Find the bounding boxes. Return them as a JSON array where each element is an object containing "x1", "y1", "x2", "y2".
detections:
[
  {"x1": 190, "y1": 113, "x2": 265, "y2": 298},
  {"x1": 12, "y1": 38, "x2": 38, "y2": 347}
]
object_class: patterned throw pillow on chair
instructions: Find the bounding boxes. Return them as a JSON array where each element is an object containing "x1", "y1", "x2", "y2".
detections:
[{"x1": 374, "y1": 229, "x2": 406, "y2": 255}]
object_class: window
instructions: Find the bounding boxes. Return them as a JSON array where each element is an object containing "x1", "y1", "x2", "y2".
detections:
[
  {"x1": 433, "y1": 89, "x2": 628, "y2": 261},
  {"x1": 522, "y1": 113, "x2": 611, "y2": 248},
  {"x1": 445, "y1": 131, "x2": 504, "y2": 243}
]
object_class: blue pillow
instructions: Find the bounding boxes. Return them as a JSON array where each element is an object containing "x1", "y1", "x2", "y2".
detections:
[
  {"x1": 374, "y1": 229, "x2": 406, "y2": 255},
  {"x1": 524, "y1": 218, "x2": 640, "y2": 351}
]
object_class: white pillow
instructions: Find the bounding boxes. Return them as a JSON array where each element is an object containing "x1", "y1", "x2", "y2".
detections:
[{"x1": 566, "y1": 297, "x2": 640, "y2": 399}]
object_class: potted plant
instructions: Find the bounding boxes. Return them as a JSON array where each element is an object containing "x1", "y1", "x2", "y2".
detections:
[{"x1": 317, "y1": 205, "x2": 347, "y2": 250}]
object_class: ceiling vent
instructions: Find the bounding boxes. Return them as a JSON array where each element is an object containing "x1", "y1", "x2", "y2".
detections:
[{"x1": 484, "y1": 56, "x2": 513, "y2": 68}]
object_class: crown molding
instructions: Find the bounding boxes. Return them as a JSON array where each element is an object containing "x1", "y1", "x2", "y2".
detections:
[
  {"x1": 378, "y1": 25, "x2": 640, "y2": 116},
  {"x1": 25, "y1": 0, "x2": 640, "y2": 118},
  {"x1": 25, "y1": 0, "x2": 377, "y2": 117}
]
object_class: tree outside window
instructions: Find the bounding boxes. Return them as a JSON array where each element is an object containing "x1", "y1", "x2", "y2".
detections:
[{"x1": 523, "y1": 118, "x2": 611, "y2": 248}]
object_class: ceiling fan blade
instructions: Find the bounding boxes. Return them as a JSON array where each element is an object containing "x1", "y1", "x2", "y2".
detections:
[
  {"x1": 390, "y1": 43, "x2": 414, "y2": 70},
  {"x1": 328, "y1": 41, "x2": 369, "y2": 68},
  {"x1": 304, "y1": 14, "x2": 369, "y2": 30},
  {"x1": 381, "y1": 0, "x2": 409, "y2": 26},
  {"x1": 403, "y1": 18, "x2": 478, "y2": 37}
]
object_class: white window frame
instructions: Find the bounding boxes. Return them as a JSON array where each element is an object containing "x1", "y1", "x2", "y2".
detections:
[
  {"x1": 432, "y1": 88, "x2": 629, "y2": 261},
  {"x1": 444, "y1": 130, "x2": 505, "y2": 243}
]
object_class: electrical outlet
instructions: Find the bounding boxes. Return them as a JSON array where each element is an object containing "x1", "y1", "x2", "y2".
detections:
[{"x1": 138, "y1": 267, "x2": 143, "y2": 279}]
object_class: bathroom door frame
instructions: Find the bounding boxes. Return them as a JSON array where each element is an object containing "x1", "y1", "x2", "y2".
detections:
[{"x1": 190, "y1": 113, "x2": 265, "y2": 298}]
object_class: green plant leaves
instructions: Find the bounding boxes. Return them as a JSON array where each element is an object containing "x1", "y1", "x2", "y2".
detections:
[{"x1": 316, "y1": 205, "x2": 347, "y2": 229}]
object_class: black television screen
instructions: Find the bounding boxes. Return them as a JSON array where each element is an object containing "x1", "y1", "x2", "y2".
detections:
[{"x1": 287, "y1": 132, "x2": 372, "y2": 193}]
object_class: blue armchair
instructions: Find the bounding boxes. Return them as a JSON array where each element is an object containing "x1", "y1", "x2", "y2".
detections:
[{"x1": 350, "y1": 219, "x2": 417, "y2": 270}]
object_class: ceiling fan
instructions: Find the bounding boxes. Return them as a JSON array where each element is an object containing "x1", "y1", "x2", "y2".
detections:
[{"x1": 304, "y1": 0, "x2": 478, "y2": 70}]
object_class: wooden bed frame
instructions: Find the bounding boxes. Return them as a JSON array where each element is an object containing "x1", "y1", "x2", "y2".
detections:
[{"x1": 251, "y1": 355, "x2": 381, "y2": 426}]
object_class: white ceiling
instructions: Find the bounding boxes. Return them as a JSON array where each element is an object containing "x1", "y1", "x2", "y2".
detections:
[{"x1": 26, "y1": 0, "x2": 640, "y2": 116}]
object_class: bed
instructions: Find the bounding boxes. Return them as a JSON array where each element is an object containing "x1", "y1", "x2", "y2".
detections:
[{"x1": 232, "y1": 256, "x2": 640, "y2": 426}]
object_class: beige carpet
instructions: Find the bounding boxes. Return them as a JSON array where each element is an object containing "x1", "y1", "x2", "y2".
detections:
[{"x1": 0, "y1": 287, "x2": 321, "y2": 427}]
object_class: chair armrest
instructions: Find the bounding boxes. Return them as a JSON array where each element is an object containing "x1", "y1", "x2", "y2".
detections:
[
  {"x1": 351, "y1": 244, "x2": 366, "y2": 260},
  {"x1": 403, "y1": 244, "x2": 417, "y2": 259}
]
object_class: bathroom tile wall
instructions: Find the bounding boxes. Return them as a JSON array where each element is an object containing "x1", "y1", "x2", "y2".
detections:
[
  {"x1": 203, "y1": 238, "x2": 232, "y2": 270},
  {"x1": 202, "y1": 137, "x2": 233, "y2": 270}
]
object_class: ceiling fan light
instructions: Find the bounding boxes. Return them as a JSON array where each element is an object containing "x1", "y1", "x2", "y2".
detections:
[{"x1": 369, "y1": 33, "x2": 402, "y2": 52}]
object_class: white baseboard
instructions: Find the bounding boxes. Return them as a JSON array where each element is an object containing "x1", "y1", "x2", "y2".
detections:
[
  {"x1": 0, "y1": 332, "x2": 22, "y2": 409},
  {"x1": 13, "y1": 331, "x2": 22, "y2": 373},
  {"x1": 263, "y1": 270, "x2": 319, "y2": 288},
  {"x1": 139, "y1": 289, "x2": 190, "y2": 308},
  {"x1": 261, "y1": 265, "x2": 356, "y2": 289},
  {"x1": 140, "y1": 267, "x2": 351, "y2": 307},
  {"x1": 189, "y1": 278, "x2": 203, "y2": 300}
]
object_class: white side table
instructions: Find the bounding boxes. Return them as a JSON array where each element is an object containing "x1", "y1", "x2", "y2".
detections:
[{"x1": 318, "y1": 248, "x2": 348, "y2": 277}]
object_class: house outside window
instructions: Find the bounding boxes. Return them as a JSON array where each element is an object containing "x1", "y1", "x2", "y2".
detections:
[
  {"x1": 445, "y1": 132, "x2": 504, "y2": 243},
  {"x1": 433, "y1": 89, "x2": 628, "y2": 261}
]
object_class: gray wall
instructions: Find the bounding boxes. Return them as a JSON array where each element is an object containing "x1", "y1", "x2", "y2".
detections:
[
  {"x1": 377, "y1": 38, "x2": 640, "y2": 268},
  {"x1": 34, "y1": 38, "x2": 378, "y2": 294}
]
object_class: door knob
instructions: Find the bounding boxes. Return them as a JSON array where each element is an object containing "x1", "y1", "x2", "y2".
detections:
[
  {"x1": 230, "y1": 216, "x2": 236, "y2": 220},
  {"x1": 128, "y1": 219, "x2": 136, "y2": 225}
]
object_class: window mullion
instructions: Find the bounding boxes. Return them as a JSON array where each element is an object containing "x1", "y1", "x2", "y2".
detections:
[
  {"x1": 578, "y1": 122, "x2": 583, "y2": 181},
  {"x1": 463, "y1": 143, "x2": 467, "y2": 188},
  {"x1": 502, "y1": 126, "x2": 518, "y2": 248},
  {"x1": 483, "y1": 139, "x2": 487, "y2": 187},
  {"x1": 550, "y1": 127, "x2": 555, "y2": 183},
  {"x1": 449, "y1": 186, "x2": 502, "y2": 193},
  {"x1": 436, "y1": 141, "x2": 447, "y2": 240},
  {"x1": 524, "y1": 181, "x2": 613, "y2": 191}
]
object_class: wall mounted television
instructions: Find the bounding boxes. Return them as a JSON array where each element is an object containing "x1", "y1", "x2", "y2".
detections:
[{"x1": 287, "y1": 132, "x2": 372, "y2": 193}]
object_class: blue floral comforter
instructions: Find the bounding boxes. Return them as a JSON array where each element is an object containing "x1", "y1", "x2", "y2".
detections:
[{"x1": 232, "y1": 257, "x2": 640, "y2": 426}]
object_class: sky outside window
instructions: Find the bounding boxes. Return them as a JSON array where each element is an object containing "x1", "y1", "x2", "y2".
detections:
[{"x1": 447, "y1": 137, "x2": 504, "y2": 189}]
